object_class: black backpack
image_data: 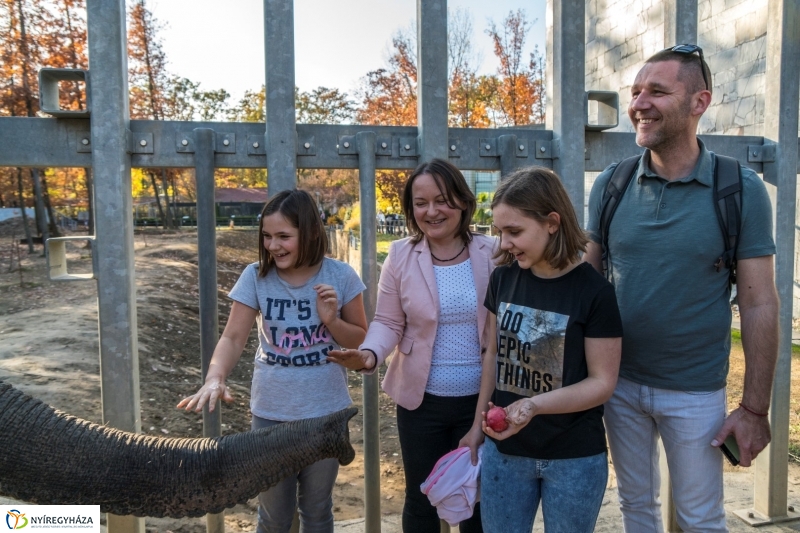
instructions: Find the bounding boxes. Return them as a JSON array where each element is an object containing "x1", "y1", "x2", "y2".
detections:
[{"x1": 599, "y1": 154, "x2": 742, "y2": 286}]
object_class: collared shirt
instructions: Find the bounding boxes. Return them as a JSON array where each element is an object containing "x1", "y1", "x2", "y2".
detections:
[{"x1": 587, "y1": 140, "x2": 775, "y2": 391}]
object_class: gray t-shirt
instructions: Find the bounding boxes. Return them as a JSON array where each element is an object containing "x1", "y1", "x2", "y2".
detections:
[
  {"x1": 587, "y1": 141, "x2": 775, "y2": 391},
  {"x1": 229, "y1": 257, "x2": 366, "y2": 421}
]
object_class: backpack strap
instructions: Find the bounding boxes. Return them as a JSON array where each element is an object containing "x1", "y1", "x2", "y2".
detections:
[
  {"x1": 712, "y1": 154, "x2": 742, "y2": 286},
  {"x1": 599, "y1": 155, "x2": 640, "y2": 279}
]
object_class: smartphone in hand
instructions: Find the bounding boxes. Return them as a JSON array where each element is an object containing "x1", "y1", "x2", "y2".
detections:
[{"x1": 720, "y1": 434, "x2": 740, "y2": 466}]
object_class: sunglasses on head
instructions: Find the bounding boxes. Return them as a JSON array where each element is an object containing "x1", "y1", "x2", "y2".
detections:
[{"x1": 663, "y1": 44, "x2": 709, "y2": 91}]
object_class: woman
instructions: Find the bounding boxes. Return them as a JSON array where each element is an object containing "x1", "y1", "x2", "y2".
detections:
[{"x1": 328, "y1": 159, "x2": 495, "y2": 533}]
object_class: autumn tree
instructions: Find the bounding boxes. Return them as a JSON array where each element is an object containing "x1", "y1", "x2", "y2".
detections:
[
  {"x1": 355, "y1": 12, "x2": 496, "y2": 210},
  {"x1": 224, "y1": 85, "x2": 360, "y2": 209},
  {"x1": 0, "y1": 0, "x2": 63, "y2": 246},
  {"x1": 296, "y1": 86, "x2": 354, "y2": 124},
  {"x1": 448, "y1": 8, "x2": 492, "y2": 128},
  {"x1": 162, "y1": 77, "x2": 230, "y2": 122},
  {"x1": 128, "y1": 1, "x2": 231, "y2": 227},
  {"x1": 356, "y1": 28, "x2": 417, "y2": 127},
  {"x1": 48, "y1": 0, "x2": 93, "y2": 235},
  {"x1": 485, "y1": 9, "x2": 545, "y2": 126},
  {"x1": 127, "y1": 0, "x2": 176, "y2": 227},
  {"x1": 295, "y1": 86, "x2": 358, "y2": 211}
]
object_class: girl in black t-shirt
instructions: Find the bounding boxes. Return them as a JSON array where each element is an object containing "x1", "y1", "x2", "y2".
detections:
[{"x1": 458, "y1": 167, "x2": 622, "y2": 533}]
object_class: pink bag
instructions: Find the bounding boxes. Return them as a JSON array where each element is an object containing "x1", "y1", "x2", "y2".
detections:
[{"x1": 420, "y1": 446, "x2": 482, "y2": 527}]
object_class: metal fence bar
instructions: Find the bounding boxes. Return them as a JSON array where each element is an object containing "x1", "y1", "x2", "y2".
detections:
[
  {"x1": 417, "y1": 2, "x2": 450, "y2": 529},
  {"x1": 546, "y1": 0, "x2": 587, "y2": 226},
  {"x1": 4, "y1": 118, "x2": 784, "y2": 174},
  {"x1": 194, "y1": 128, "x2": 225, "y2": 533},
  {"x1": 31, "y1": 168, "x2": 49, "y2": 248},
  {"x1": 498, "y1": 134, "x2": 519, "y2": 177},
  {"x1": 663, "y1": 0, "x2": 697, "y2": 48},
  {"x1": 85, "y1": 1, "x2": 142, "y2": 533},
  {"x1": 416, "y1": 0, "x2": 448, "y2": 162},
  {"x1": 357, "y1": 131, "x2": 381, "y2": 533},
  {"x1": 264, "y1": 0, "x2": 297, "y2": 191},
  {"x1": 742, "y1": 0, "x2": 800, "y2": 526}
]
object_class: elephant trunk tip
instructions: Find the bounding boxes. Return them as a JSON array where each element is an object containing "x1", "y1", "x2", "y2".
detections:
[{"x1": 330, "y1": 406, "x2": 358, "y2": 466}]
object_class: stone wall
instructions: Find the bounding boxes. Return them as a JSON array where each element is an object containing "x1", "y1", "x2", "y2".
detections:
[
  {"x1": 698, "y1": 0, "x2": 767, "y2": 136},
  {"x1": 584, "y1": 0, "x2": 768, "y2": 135}
]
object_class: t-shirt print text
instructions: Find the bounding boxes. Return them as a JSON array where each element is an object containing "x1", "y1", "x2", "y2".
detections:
[
  {"x1": 260, "y1": 296, "x2": 334, "y2": 367},
  {"x1": 496, "y1": 302, "x2": 567, "y2": 396}
]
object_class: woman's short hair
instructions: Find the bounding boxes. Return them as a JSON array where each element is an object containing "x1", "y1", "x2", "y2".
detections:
[
  {"x1": 258, "y1": 189, "x2": 328, "y2": 277},
  {"x1": 491, "y1": 166, "x2": 588, "y2": 270},
  {"x1": 402, "y1": 158, "x2": 476, "y2": 244}
]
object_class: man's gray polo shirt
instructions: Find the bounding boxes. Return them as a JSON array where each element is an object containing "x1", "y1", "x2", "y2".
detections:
[{"x1": 587, "y1": 140, "x2": 775, "y2": 391}]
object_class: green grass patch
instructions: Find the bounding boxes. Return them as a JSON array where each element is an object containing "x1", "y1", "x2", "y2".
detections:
[
  {"x1": 376, "y1": 233, "x2": 403, "y2": 264},
  {"x1": 789, "y1": 443, "x2": 800, "y2": 463},
  {"x1": 731, "y1": 328, "x2": 800, "y2": 356}
]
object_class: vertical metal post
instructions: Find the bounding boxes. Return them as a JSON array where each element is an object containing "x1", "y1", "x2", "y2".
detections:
[
  {"x1": 263, "y1": 3, "x2": 297, "y2": 530},
  {"x1": 734, "y1": 0, "x2": 800, "y2": 525},
  {"x1": 31, "y1": 168, "x2": 49, "y2": 248},
  {"x1": 416, "y1": 0, "x2": 448, "y2": 162},
  {"x1": 661, "y1": 6, "x2": 698, "y2": 530},
  {"x1": 546, "y1": 0, "x2": 586, "y2": 225},
  {"x1": 264, "y1": 0, "x2": 297, "y2": 192},
  {"x1": 85, "y1": 1, "x2": 142, "y2": 533},
  {"x1": 194, "y1": 128, "x2": 225, "y2": 533},
  {"x1": 663, "y1": 0, "x2": 697, "y2": 47},
  {"x1": 498, "y1": 134, "x2": 519, "y2": 178},
  {"x1": 417, "y1": 3, "x2": 449, "y2": 529},
  {"x1": 357, "y1": 131, "x2": 381, "y2": 533}
]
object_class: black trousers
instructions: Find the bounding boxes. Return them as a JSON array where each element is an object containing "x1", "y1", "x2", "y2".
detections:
[{"x1": 396, "y1": 393, "x2": 483, "y2": 533}]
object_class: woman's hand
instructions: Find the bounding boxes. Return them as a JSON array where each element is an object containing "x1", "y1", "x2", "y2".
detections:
[
  {"x1": 482, "y1": 400, "x2": 537, "y2": 441},
  {"x1": 314, "y1": 284, "x2": 339, "y2": 326},
  {"x1": 458, "y1": 423, "x2": 486, "y2": 466},
  {"x1": 327, "y1": 348, "x2": 374, "y2": 371},
  {"x1": 176, "y1": 377, "x2": 234, "y2": 413}
]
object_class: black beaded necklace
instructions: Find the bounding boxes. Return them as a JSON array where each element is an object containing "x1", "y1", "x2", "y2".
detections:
[{"x1": 430, "y1": 244, "x2": 467, "y2": 262}]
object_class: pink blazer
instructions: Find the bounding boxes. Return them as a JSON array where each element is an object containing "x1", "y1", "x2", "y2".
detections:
[{"x1": 360, "y1": 233, "x2": 497, "y2": 409}]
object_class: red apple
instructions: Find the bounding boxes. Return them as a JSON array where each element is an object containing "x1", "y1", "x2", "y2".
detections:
[{"x1": 486, "y1": 406, "x2": 508, "y2": 432}]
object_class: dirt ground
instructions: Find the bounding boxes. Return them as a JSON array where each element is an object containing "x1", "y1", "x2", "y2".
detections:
[{"x1": 0, "y1": 220, "x2": 404, "y2": 533}]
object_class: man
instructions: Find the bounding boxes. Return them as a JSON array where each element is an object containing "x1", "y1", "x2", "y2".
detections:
[{"x1": 584, "y1": 46, "x2": 779, "y2": 532}]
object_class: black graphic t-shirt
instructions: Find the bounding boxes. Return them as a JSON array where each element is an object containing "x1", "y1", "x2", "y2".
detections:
[{"x1": 484, "y1": 262, "x2": 622, "y2": 459}]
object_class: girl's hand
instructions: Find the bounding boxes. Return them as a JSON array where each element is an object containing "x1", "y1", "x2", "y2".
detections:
[
  {"x1": 482, "y1": 400, "x2": 537, "y2": 440},
  {"x1": 314, "y1": 284, "x2": 338, "y2": 325},
  {"x1": 176, "y1": 377, "x2": 234, "y2": 413},
  {"x1": 458, "y1": 423, "x2": 486, "y2": 466},
  {"x1": 327, "y1": 348, "x2": 374, "y2": 371}
]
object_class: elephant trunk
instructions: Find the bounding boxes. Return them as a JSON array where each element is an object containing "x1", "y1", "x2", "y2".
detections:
[{"x1": 0, "y1": 381, "x2": 357, "y2": 518}]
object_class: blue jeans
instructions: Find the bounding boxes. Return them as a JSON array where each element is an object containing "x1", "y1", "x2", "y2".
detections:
[
  {"x1": 252, "y1": 415, "x2": 339, "y2": 533},
  {"x1": 480, "y1": 439, "x2": 607, "y2": 533},
  {"x1": 604, "y1": 377, "x2": 727, "y2": 532}
]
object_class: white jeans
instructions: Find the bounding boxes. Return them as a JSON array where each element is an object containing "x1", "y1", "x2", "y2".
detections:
[{"x1": 604, "y1": 377, "x2": 728, "y2": 533}]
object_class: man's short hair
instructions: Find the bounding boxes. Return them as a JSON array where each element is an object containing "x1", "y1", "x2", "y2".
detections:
[{"x1": 645, "y1": 48, "x2": 712, "y2": 95}]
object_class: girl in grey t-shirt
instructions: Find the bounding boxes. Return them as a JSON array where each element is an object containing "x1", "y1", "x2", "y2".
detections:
[{"x1": 178, "y1": 189, "x2": 366, "y2": 533}]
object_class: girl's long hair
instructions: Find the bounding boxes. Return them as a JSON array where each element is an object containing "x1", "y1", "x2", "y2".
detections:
[
  {"x1": 492, "y1": 166, "x2": 588, "y2": 270},
  {"x1": 258, "y1": 189, "x2": 328, "y2": 277}
]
